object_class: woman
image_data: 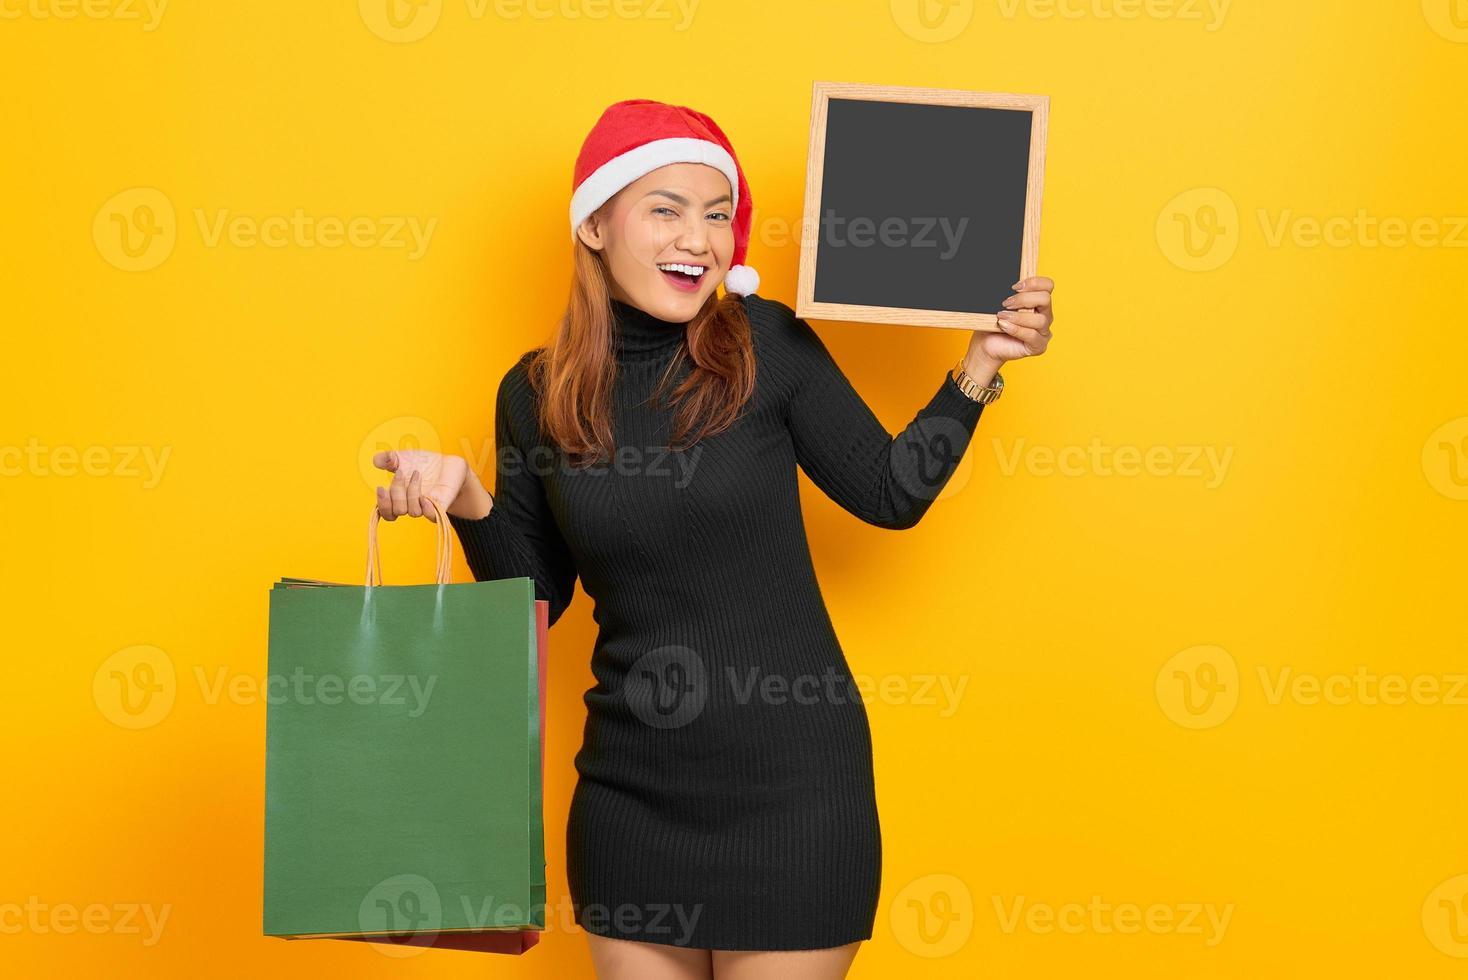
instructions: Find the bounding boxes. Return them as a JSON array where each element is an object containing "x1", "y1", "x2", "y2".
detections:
[{"x1": 371, "y1": 99, "x2": 1054, "y2": 979}]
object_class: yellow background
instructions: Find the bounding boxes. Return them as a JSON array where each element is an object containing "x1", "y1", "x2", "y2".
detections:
[{"x1": 4, "y1": 0, "x2": 1467, "y2": 976}]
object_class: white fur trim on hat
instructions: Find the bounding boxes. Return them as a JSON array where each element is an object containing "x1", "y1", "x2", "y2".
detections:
[
  {"x1": 722, "y1": 264, "x2": 759, "y2": 296},
  {"x1": 569, "y1": 137, "x2": 740, "y2": 236}
]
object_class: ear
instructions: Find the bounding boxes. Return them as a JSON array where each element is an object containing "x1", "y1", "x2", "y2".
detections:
[{"x1": 575, "y1": 211, "x2": 606, "y2": 252}]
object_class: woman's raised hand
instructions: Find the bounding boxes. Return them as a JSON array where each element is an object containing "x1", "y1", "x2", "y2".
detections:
[
  {"x1": 371, "y1": 449, "x2": 470, "y2": 523},
  {"x1": 966, "y1": 275, "x2": 1056, "y2": 380}
]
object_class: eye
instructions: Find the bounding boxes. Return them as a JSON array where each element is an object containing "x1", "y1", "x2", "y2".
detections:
[
  {"x1": 707, "y1": 211, "x2": 731, "y2": 222},
  {"x1": 652, "y1": 206, "x2": 678, "y2": 217}
]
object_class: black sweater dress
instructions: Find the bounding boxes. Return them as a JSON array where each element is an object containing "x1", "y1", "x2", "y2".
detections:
[{"x1": 447, "y1": 292, "x2": 987, "y2": 951}]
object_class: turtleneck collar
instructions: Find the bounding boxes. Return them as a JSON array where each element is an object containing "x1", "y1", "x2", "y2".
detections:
[{"x1": 611, "y1": 298, "x2": 689, "y2": 360}]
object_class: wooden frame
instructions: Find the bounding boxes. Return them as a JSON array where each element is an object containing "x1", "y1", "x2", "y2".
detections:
[{"x1": 796, "y1": 81, "x2": 1048, "y2": 331}]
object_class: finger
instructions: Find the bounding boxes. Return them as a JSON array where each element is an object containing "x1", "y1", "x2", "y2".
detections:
[
  {"x1": 372, "y1": 449, "x2": 399, "y2": 473},
  {"x1": 431, "y1": 487, "x2": 456, "y2": 521},
  {"x1": 997, "y1": 310, "x2": 1050, "y2": 331},
  {"x1": 407, "y1": 470, "x2": 423, "y2": 518},
  {"x1": 424, "y1": 485, "x2": 455, "y2": 515},
  {"x1": 423, "y1": 491, "x2": 451, "y2": 523},
  {"x1": 1012, "y1": 275, "x2": 1055, "y2": 294},
  {"x1": 996, "y1": 317, "x2": 1048, "y2": 352},
  {"x1": 389, "y1": 468, "x2": 409, "y2": 518},
  {"x1": 1002, "y1": 289, "x2": 1052, "y2": 311},
  {"x1": 376, "y1": 485, "x2": 393, "y2": 520}
]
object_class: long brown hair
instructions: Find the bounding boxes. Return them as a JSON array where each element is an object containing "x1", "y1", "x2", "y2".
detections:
[{"x1": 523, "y1": 237, "x2": 757, "y2": 468}]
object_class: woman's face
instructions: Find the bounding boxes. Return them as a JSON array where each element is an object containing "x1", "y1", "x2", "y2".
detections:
[{"x1": 576, "y1": 162, "x2": 735, "y2": 322}]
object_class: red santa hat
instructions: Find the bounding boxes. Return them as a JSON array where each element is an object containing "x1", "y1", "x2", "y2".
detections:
[{"x1": 570, "y1": 99, "x2": 759, "y2": 297}]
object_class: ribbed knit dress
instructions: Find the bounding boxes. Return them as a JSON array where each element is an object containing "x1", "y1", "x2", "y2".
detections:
[{"x1": 447, "y1": 292, "x2": 987, "y2": 951}]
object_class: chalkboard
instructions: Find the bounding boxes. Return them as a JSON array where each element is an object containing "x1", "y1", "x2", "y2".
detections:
[{"x1": 796, "y1": 82, "x2": 1048, "y2": 331}]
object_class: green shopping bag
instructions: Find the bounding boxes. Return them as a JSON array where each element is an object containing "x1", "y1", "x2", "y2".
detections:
[{"x1": 264, "y1": 500, "x2": 545, "y2": 950}]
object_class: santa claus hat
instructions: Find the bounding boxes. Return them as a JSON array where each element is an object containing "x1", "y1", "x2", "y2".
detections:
[{"x1": 570, "y1": 99, "x2": 759, "y2": 297}]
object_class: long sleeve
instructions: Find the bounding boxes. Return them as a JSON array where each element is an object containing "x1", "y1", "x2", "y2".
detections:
[
  {"x1": 777, "y1": 306, "x2": 987, "y2": 530},
  {"x1": 448, "y1": 356, "x2": 579, "y2": 626}
]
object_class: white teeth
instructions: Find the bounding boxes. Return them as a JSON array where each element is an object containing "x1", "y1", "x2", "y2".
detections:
[{"x1": 657, "y1": 263, "x2": 706, "y2": 276}]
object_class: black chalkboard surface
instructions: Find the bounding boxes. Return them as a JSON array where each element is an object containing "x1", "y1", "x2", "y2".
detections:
[{"x1": 797, "y1": 82, "x2": 1048, "y2": 331}]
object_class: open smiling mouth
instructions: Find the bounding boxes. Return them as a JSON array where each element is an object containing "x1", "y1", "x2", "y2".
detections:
[{"x1": 657, "y1": 262, "x2": 708, "y2": 292}]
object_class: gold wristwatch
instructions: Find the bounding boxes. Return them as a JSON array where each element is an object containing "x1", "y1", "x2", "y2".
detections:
[{"x1": 951, "y1": 360, "x2": 1004, "y2": 404}]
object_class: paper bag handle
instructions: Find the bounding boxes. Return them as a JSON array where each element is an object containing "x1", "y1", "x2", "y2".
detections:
[{"x1": 365, "y1": 496, "x2": 452, "y2": 586}]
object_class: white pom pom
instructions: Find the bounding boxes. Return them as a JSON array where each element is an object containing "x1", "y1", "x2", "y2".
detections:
[{"x1": 722, "y1": 264, "x2": 759, "y2": 296}]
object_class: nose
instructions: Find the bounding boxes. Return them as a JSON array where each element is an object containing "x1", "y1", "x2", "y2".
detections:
[{"x1": 673, "y1": 213, "x2": 710, "y2": 256}]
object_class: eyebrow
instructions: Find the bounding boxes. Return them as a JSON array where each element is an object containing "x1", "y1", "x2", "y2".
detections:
[{"x1": 646, "y1": 189, "x2": 732, "y2": 208}]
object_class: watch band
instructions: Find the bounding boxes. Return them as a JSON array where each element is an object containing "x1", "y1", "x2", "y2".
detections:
[{"x1": 950, "y1": 360, "x2": 1004, "y2": 404}]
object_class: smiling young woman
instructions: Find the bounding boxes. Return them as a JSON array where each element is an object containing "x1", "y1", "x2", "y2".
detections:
[{"x1": 370, "y1": 98, "x2": 1054, "y2": 980}]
